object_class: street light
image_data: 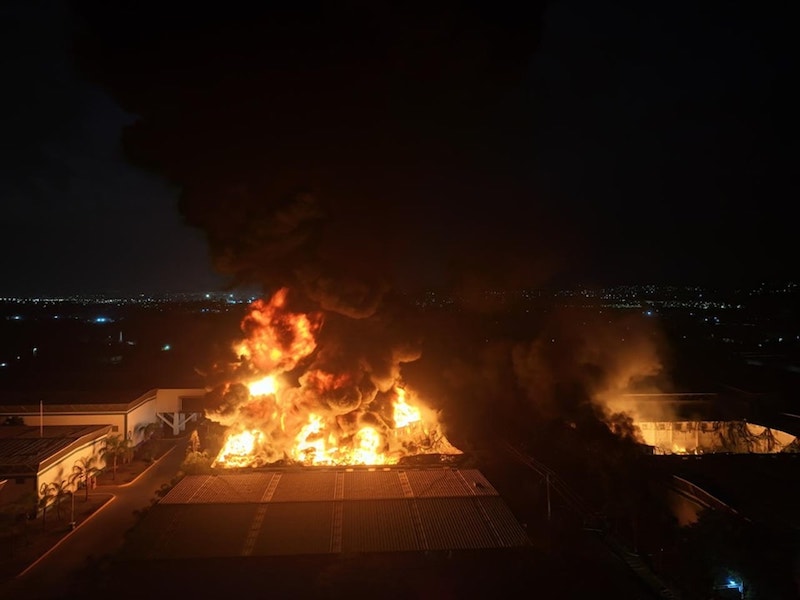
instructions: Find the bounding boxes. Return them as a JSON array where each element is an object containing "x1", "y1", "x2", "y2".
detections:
[{"x1": 715, "y1": 577, "x2": 744, "y2": 599}]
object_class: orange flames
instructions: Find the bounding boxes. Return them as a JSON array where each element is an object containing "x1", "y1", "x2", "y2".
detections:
[
  {"x1": 210, "y1": 287, "x2": 460, "y2": 467},
  {"x1": 233, "y1": 287, "x2": 322, "y2": 373}
]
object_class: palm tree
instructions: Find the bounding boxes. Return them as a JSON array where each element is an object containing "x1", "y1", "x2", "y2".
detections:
[
  {"x1": 38, "y1": 482, "x2": 55, "y2": 530},
  {"x1": 70, "y1": 455, "x2": 100, "y2": 501},
  {"x1": 135, "y1": 420, "x2": 161, "y2": 442},
  {"x1": 135, "y1": 421, "x2": 162, "y2": 461},
  {"x1": 99, "y1": 434, "x2": 132, "y2": 482},
  {"x1": 50, "y1": 480, "x2": 70, "y2": 520}
]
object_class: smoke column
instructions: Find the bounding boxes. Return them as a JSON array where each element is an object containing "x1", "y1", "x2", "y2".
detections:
[{"x1": 70, "y1": 1, "x2": 673, "y2": 447}]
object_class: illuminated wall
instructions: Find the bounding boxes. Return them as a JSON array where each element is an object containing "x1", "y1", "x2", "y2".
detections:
[{"x1": 637, "y1": 421, "x2": 796, "y2": 455}]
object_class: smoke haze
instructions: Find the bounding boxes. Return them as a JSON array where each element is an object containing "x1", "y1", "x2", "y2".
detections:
[{"x1": 70, "y1": 0, "x2": 675, "y2": 447}]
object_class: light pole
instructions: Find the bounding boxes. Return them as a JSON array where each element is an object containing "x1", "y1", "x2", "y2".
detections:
[
  {"x1": 545, "y1": 473, "x2": 551, "y2": 521},
  {"x1": 69, "y1": 490, "x2": 76, "y2": 530}
]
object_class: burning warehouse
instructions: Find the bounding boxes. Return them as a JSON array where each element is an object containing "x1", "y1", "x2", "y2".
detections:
[
  {"x1": 91, "y1": 288, "x2": 535, "y2": 598},
  {"x1": 65, "y1": 0, "x2": 563, "y2": 478},
  {"x1": 203, "y1": 286, "x2": 462, "y2": 470}
]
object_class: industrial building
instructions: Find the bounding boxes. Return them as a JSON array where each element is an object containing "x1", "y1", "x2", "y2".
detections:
[
  {"x1": 0, "y1": 424, "x2": 111, "y2": 507},
  {"x1": 79, "y1": 464, "x2": 546, "y2": 599},
  {"x1": 0, "y1": 388, "x2": 205, "y2": 440},
  {"x1": 0, "y1": 388, "x2": 205, "y2": 509},
  {"x1": 123, "y1": 466, "x2": 531, "y2": 557}
]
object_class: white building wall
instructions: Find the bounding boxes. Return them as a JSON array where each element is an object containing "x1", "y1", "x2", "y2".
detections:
[
  {"x1": 155, "y1": 388, "x2": 205, "y2": 413},
  {"x1": 37, "y1": 433, "x2": 109, "y2": 511},
  {"x1": 25, "y1": 413, "x2": 125, "y2": 435},
  {"x1": 127, "y1": 394, "x2": 158, "y2": 446},
  {"x1": 637, "y1": 421, "x2": 797, "y2": 454}
]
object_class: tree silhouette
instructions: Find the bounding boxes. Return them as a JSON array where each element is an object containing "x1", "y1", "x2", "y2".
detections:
[
  {"x1": 189, "y1": 430, "x2": 200, "y2": 453},
  {"x1": 135, "y1": 420, "x2": 161, "y2": 442},
  {"x1": 70, "y1": 455, "x2": 100, "y2": 501},
  {"x1": 50, "y1": 480, "x2": 70, "y2": 520},
  {"x1": 181, "y1": 450, "x2": 212, "y2": 475},
  {"x1": 38, "y1": 482, "x2": 56, "y2": 530},
  {"x1": 99, "y1": 434, "x2": 132, "y2": 482}
]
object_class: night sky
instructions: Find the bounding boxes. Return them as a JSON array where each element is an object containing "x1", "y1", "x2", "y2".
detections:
[{"x1": 1, "y1": 0, "x2": 795, "y2": 297}]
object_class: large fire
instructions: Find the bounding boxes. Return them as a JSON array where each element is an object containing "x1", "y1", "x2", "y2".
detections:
[{"x1": 209, "y1": 288, "x2": 461, "y2": 468}]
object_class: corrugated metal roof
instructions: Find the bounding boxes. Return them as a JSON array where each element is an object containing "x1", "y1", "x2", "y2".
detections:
[
  {"x1": 0, "y1": 388, "x2": 155, "y2": 412},
  {"x1": 143, "y1": 467, "x2": 531, "y2": 558},
  {"x1": 269, "y1": 470, "x2": 338, "y2": 502},
  {"x1": 404, "y1": 468, "x2": 497, "y2": 497},
  {"x1": 418, "y1": 498, "x2": 499, "y2": 550},
  {"x1": 160, "y1": 468, "x2": 501, "y2": 505},
  {"x1": 253, "y1": 501, "x2": 335, "y2": 556},
  {"x1": 0, "y1": 425, "x2": 111, "y2": 474},
  {"x1": 341, "y1": 500, "x2": 419, "y2": 553},
  {"x1": 342, "y1": 469, "x2": 406, "y2": 500},
  {"x1": 162, "y1": 472, "x2": 278, "y2": 503}
]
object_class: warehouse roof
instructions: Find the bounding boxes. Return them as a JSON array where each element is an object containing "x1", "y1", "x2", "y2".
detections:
[
  {"x1": 121, "y1": 467, "x2": 531, "y2": 559},
  {"x1": 0, "y1": 424, "x2": 111, "y2": 476}
]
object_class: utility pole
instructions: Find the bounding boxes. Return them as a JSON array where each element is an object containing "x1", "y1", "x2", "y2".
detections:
[
  {"x1": 546, "y1": 473, "x2": 551, "y2": 521},
  {"x1": 69, "y1": 490, "x2": 75, "y2": 529}
]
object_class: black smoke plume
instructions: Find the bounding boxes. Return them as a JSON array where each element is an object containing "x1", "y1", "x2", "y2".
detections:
[
  {"x1": 70, "y1": 1, "x2": 554, "y2": 310},
  {"x1": 69, "y1": 1, "x2": 672, "y2": 450}
]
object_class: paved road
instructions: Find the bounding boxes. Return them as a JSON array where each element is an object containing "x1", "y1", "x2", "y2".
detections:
[{"x1": 0, "y1": 436, "x2": 189, "y2": 600}]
